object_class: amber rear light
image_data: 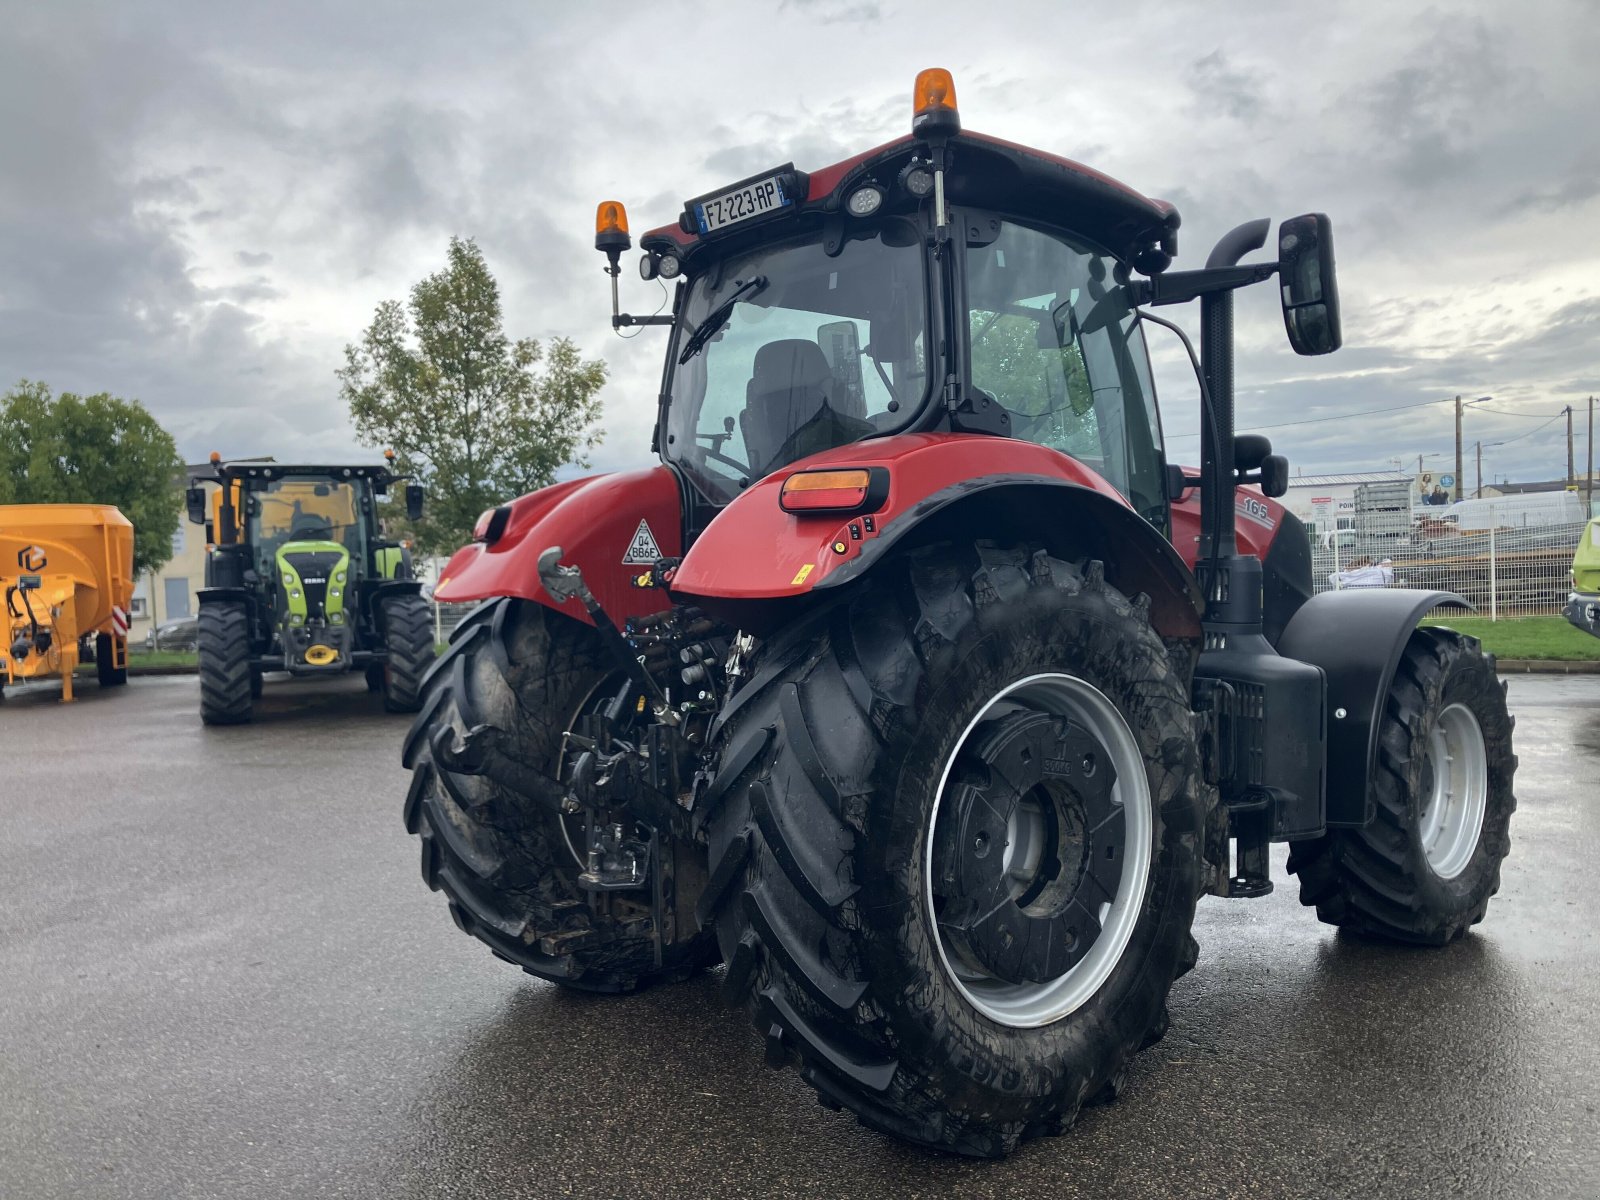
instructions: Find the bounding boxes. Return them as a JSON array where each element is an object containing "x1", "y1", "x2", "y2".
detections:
[{"x1": 779, "y1": 468, "x2": 885, "y2": 514}]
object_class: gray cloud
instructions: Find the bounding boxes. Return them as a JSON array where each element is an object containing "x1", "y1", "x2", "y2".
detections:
[
  {"x1": 1186, "y1": 50, "x2": 1264, "y2": 122},
  {"x1": 1, "y1": 0, "x2": 1596, "y2": 492},
  {"x1": 1498, "y1": 155, "x2": 1600, "y2": 215}
]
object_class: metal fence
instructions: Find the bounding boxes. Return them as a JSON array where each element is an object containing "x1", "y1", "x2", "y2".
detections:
[
  {"x1": 1311, "y1": 519, "x2": 1587, "y2": 618},
  {"x1": 430, "y1": 601, "x2": 479, "y2": 644}
]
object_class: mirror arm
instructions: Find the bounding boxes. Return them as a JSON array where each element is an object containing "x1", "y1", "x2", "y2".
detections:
[
  {"x1": 613, "y1": 313, "x2": 676, "y2": 328},
  {"x1": 1127, "y1": 262, "x2": 1278, "y2": 307}
]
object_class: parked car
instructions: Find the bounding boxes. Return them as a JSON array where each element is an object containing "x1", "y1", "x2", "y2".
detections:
[{"x1": 144, "y1": 614, "x2": 199, "y2": 652}]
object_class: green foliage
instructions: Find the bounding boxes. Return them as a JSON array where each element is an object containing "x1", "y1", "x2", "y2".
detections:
[
  {"x1": 968, "y1": 309, "x2": 1098, "y2": 454},
  {"x1": 0, "y1": 381, "x2": 184, "y2": 575},
  {"x1": 338, "y1": 237, "x2": 606, "y2": 555}
]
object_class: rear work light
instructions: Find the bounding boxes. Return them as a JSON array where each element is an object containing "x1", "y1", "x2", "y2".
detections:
[{"x1": 779, "y1": 468, "x2": 889, "y2": 514}]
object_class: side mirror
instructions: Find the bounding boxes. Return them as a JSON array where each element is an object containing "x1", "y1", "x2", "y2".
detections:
[
  {"x1": 185, "y1": 486, "x2": 207, "y2": 525},
  {"x1": 816, "y1": 320, "x2": 866, "y2": 414},
  {"x1": 1235, "y1": 434, "x2": 1273, "y2": 473},
  {"x1": 405, "y1": 484, "x2": 425, "y2": 522},
  {"x1": 1258, "y1": 454, "x2": 1289, "y2": 498},
  {"x1": 1278, "y1": 213, "x2": 1341, "y2": 356}
]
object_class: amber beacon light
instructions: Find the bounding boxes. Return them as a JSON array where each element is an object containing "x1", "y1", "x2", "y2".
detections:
[
  {"x1": 912, "y1": 68, "x2": 960, "y2": 135},
  {"x1": 595, "y1": 200, "x2": 631, "y2": 254}
]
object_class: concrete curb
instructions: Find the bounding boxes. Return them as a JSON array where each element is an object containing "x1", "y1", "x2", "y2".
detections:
[{"x1": 1495, "y1": 658, "x2": 1600, "y2": 674}]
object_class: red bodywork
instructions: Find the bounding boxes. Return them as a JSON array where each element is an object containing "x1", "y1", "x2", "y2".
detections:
[
  {"x1": 670, "y1": 434, "x2": 1126, "y2": 598},
  {"x1": 430, "y1": 445, "x2": 1291, "y2": 635},
  {"x1": 1168, "y1": 481, "x2": 1287, "y2": 569},
  {"x1": 432, "y1": 467, "x2": 682, "y2": 626}
]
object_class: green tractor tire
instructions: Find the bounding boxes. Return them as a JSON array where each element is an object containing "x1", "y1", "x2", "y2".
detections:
[
  {"x1": 381, "y1": 594, "x2": 433, "y2": 714},
  {"x1": 198, "y1": 602, "x2": 253, "y2": 725}
]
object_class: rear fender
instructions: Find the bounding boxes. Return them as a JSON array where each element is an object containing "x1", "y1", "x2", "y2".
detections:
[
  {"x1": 429, "y1": 467, "x2": 683, "y2": 626},
  {"x1": 670, "y1": 434, "x2": 1203, "y2": 640},
  {"x1": 1276, "y1": 589, "x2": 1470, "y2": 827}
]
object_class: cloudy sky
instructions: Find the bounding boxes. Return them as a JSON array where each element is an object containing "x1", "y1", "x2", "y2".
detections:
[{"x1": 4, "y1": 0, "x2": 1598, "y2": 491}]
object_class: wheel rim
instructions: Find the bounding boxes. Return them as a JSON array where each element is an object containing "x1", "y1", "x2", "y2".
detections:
[
  {"x1": 925, "y1": 673, "x2": 1153, "y2": 1028},
  {"x1": 1418, "y1": 701, "x2": 1487, "y2": 879},
  {"x1": 557, "y1": 673, "x2": 630, "y2": 868}
]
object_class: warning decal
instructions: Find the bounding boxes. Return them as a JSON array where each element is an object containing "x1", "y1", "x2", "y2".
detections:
[{"x1": 622, "y1": 519, "x2": 663, "y2": 565}]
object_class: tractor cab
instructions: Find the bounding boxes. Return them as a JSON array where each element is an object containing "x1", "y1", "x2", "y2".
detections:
[
  {"x1": 186, "y1": 456, "x2": 433, "y2": 724},
  {"x1": 608, "y1": 74, "x2": 1178, "y2": 537}
]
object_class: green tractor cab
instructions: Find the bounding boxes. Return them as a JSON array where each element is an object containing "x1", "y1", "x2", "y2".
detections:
[
  {"x1": 1566, "y1": 516, "x2": 1600, "y2": 639},
  {"x1": 186, "y1": 457, "x2": 434, "y2": 724}
]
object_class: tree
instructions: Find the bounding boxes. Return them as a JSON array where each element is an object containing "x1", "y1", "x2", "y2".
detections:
[
  {"x1": 969, "y1": 309, "x2": 1098, "y2": 453},
  {"x1": 338, "y1": 237, "x2": 606, "y2": 554},
  {"x1": 0, "y1": 381, "x2": 184, "y2": 576}
]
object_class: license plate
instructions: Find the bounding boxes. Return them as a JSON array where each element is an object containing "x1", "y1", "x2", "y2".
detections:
[{"x1": 695, "y1": 175, "x2": 790, "y2": 234}]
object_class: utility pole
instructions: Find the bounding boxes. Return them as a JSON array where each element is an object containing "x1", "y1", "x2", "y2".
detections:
[
  {"x1": 1454, "y1": 394, "x2": 1463, "y2": 503},
  {"x1": 1569, "y1": 405, "x2": 1576, "y2": 482},
  {"x1": 1588, "y1": 395, "x2": 1595, "y2": 514},
  {"x1": 1475, "y1": 440, "x2": 1482, "y2": 499}
]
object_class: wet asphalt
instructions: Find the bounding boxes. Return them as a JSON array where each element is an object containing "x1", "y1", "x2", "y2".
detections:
[{"x1": 0, "y1": 672, "x2": 1596, "y2": 1199}]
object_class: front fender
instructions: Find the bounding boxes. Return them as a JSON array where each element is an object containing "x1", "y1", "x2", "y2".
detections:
[
  {"x1": 1276, "y1": 588, "x2": 1470, "y2": 827},
  {"x1": 669, "y1": 433, "x2": 1202, "y2": 639},
  {"x1": 430, "y1": 467, "x2": 683, "y2": 625}
]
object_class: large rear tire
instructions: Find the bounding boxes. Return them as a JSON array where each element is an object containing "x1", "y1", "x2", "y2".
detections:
[
  {"x1": 381, "y1": 593, "x2": 433, "y2": 714},
  {"x1": 95, "y1": 633, "x2": 128, "y2": 687},
  {"x1": 1287, "y1": 627, "x2": 1516, "y2": 943},
  {"x1": 198, "y1": 602, "x2": 253, "y2": 725},
  {"x1": 402, "y1": 598, "x2": 720, "y2": 993},
  {"x1": 701, "y1": 543, "x2": 1207, "y2": 1156}
]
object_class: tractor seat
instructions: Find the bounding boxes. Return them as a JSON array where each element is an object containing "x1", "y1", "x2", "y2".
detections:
[
  {"x1": 742, "y1": 339, "x2": 841, "y2": 478},
  {"x1": 289, "y1": 520, "x2": 334, "y2": 542}
]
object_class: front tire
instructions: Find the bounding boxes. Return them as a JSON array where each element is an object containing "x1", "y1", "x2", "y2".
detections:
[
  {"x1": 198, "y1": 603, "x2": 254, "y2": 725},
  {"x1": 402, "y1": 598, "x2": 719, "y2": 992},
  {"x1": 380, "y1": 593, "x2": 433, "y2": 713},
  {"x1": 702, "y1": 543, "x2": 1207, "y2": 1156},
  {"x1": 1288, "y1": 627, "x2": 1516, "y2": 943}
]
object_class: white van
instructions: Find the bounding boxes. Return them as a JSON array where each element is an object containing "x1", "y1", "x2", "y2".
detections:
[{"x1": 1443, "y1": 491, "x2": 1587, "y2": 531}]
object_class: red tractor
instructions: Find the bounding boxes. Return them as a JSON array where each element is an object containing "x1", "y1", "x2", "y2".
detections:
[{"x1": 404, "y1": 70, "x2": 1516, "y2": 1155}]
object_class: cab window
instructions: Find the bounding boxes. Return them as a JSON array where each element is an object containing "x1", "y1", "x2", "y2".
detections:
[{"x1": 965, "y1": 220, "x2": 1166, "y2": 523}]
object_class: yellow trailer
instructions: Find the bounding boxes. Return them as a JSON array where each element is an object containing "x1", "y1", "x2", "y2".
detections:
[{"x1": 0, "y1": 504, "x2": 135, "y2": 701}]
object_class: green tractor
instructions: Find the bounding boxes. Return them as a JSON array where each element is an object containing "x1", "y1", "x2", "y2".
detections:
[{"x1": 186, "y1": 455, "x2": 435, "y2": 725}]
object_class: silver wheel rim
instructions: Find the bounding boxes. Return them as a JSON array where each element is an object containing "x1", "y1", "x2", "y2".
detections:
[
  {"x1": 1419, "y1": 701, "x2": 1487, "y2": 879},
  {"x1": 924, "y1": 673, "x2": 1153, "y2": 1028}
]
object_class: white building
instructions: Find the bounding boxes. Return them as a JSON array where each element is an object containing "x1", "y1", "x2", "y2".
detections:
[
  {"x1": 1282, "y1": 471, "x2": 1417, "y2": 533},
  {"x1": 128, "y1": 518, "x2": 206, "y2": 644}
]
